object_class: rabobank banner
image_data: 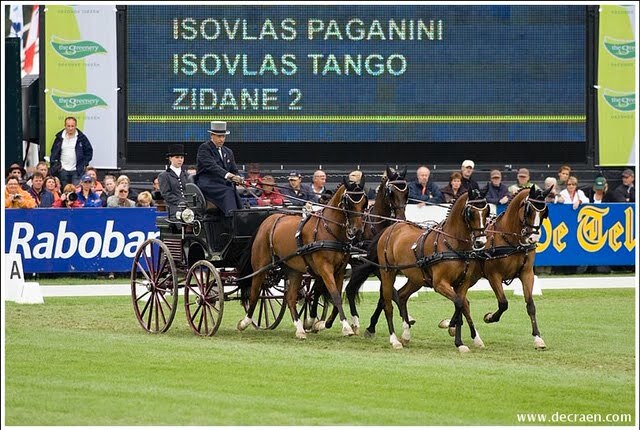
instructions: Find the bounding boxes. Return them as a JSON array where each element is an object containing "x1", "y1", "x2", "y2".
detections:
[
  {"x1": 5, "y1": 208, "x2": 160, "y2": 273},
  {"x1": 44, "y1": 5, "x2": 118, "y2": 169},
  {"x1": 597, "y1": 5, "x2": 636, "y2": 167},
  {"x1": 3, "y1": 205, "x2": 636, "y2": 273}
]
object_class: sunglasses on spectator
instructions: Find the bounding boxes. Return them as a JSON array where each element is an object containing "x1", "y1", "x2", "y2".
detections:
[{"x1": 119, "y1": 190, "x2": 129, "y2": 194}]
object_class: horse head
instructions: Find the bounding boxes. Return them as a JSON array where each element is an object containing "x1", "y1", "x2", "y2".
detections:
[
  {"x1": 463, "y1": 188, "x2": 490, "y2": 250},
  {"x1": 384, "y1": 166, "x2": 408, "y2": 220},
  {"x1": 517, "y1": 186, "x2": 551, "y2": 245},
  {"x1": 340, "y1": 175, "x2": 369, "y2": 240}
]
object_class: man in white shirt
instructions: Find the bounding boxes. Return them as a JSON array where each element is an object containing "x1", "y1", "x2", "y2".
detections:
[{"x1": 50, "y1": 116, "x2": 93, "y2": 187}]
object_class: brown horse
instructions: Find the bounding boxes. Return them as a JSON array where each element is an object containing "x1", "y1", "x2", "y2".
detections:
[
  {"x1": 375, "y1": 190, "x2": 489, "y2": 350},
  {"x1": 440, "y1": 186, "x2": 551, "y2": 349},
  {"x1": 237, "y1": 177, "x2": 369, "y2": 339},
  {"x1": 319, "y1": 166, "x2": 409, "y2": 332}
]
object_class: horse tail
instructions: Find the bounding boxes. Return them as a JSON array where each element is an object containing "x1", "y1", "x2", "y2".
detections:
[{"x1": 237, "y1": 231, "x2": 258, "y2": 306}]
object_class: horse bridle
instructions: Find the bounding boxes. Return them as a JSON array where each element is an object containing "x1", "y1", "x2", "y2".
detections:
[
  {"x1": 385, "y1": 179, "x2": 408, "y2": 218},
  {"x1": 519, "y1": 196, "x2": 548, "y2": 243},
  {"x1": 464, "y1": 198, "x2": 489, "y2": 245},
  {"x1": 340, "y1": 189, "x2": 367, "y2": 241}
]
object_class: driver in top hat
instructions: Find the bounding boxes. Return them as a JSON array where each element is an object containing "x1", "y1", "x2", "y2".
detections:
[
  {"x1": 157, "y1": 143, "x2": 190, "y2": 218},
  {"x1": 195, "y1": 121, "x2": 243, "y2": 217}
]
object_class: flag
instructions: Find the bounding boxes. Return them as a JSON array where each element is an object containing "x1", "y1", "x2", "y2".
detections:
[
  {"x1": 23, "y1": 5, "x2": 40, "y2": 76},
  {"x1": 9, "y1": 5, "x2": 24, "y2": 39}
]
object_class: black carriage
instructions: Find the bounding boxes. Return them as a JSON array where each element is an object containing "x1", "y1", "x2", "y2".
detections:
[{"x1": 130, "y1": 183, "x2": 327, "y2": 336}]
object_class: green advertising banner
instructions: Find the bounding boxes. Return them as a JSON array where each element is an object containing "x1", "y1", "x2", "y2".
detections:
[
  {"x1": 597, "y1": 5, "x2": 636, "y2": 166},
  {"x1": 44, "y1": 5, "x2": 118, "y2": 169}
]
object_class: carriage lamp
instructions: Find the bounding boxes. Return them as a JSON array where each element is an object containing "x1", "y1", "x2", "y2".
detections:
[{"x1": 175, "y1": 202, "x2": 195, "y2": 224}]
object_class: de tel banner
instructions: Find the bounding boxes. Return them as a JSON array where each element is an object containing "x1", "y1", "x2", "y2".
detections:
[{"x1": 3, "y1": 204, "x2": 636, "y2": 274}]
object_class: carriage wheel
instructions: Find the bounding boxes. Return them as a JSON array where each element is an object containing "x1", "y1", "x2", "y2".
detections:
[
  {"x1": 184, "y1": 260, "x2": 224, "y2": 336},
  {"x1": 131, "y1": 238, "x2": 179, "y2": 333},
  {"x1": 244, "y1": 279, "x2": 287, "y2": 330},
  {"x1": 297, "y1": 278, "x2": 329, "y2": 326}
]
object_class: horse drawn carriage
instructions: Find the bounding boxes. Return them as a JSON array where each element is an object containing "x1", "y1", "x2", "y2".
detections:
[{"x1": 130, "y1": 182, "x2": 327, "y2": 336}]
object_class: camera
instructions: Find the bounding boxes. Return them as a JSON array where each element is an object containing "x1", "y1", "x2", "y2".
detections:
[
  {"x1": 67, "y1": 192, "x2": 78, "y2": 202},
  {"x1": 12, "y1": 194, "x2": 22, "y2": 200}
]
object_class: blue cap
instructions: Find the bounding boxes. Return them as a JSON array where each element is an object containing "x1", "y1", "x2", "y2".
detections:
[
  {"x1": 288, "y1": 171, "x2": 301, "y2": 179},
  {"x1": 81, "y1": 174, "x2": 93, "y2": 182}
]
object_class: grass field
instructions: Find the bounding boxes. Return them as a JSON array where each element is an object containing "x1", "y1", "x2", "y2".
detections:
[{"x1": 4, "y1": 288, "x2": 637, "y2": 426}]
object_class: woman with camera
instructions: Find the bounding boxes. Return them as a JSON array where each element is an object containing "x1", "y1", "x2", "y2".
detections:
[
  {"x1": 5, "y1": 175, "x2": 36, "y2": 209},
  {"x1": 52, "y1": 184, "x2": 83, "y2": 208}
]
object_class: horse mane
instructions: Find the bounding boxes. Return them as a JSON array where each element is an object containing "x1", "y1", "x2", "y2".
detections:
[
  {"x1": 443, "y1": 192, "x2": 469, "y2": 224},
  {"x1": 505, "y1": 187, "x2": 531, "y2": 217},
  {"x1": 327, "y1": 183, "x2": 346, "y2": 208}
]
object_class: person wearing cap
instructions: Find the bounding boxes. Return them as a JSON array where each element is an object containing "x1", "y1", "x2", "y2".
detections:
[
  {"x1": 508, "y1": 167, "x2": 537, "y2": 196},
  {"x1": 257, "y1": 175, "x2": 285, "y2": 206},
  {"x1": 559, "y1": 176, "x2": 589, "y2": 209},
  {"x1": 409, "y1": 166, "x2": 442, "y2": 205},
  {"x1": 611, "y1": 169, "x2": 635, "y2": 203},
  {"x1": 460, "y1": 160, "x2": 480, "y2": 192},
  {"x1": 483, "y1": 169, "x2": 510, "y2": 205},
  {"x1": 195, "y1": 121, "x2": 243, "y2": 217},
  {"x1": 158, "y1": 144, "x2": 190, "y2": 218},
  {"x1": 281, "y1": 171, "x2": 314, "y2": 204},
  {"x1": 8, "y1": 163, "x2": 29, "y2": 190},
  {"x1": 50, "y1": 116, "x2": 93, "y2": 188},
  {"x1": 76, "y1": 174, "x2": 103, "y2": 207},
  {"x1": 584, "y1": 176, "x2": 612, "y2": 204}
]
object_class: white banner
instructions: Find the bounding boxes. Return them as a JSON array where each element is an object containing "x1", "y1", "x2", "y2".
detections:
[{"x1": 44, "y1": 5, "x2": 118, "y2": 169}]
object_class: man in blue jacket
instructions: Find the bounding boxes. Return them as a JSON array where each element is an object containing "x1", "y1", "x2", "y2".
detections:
[
  {"x1": 408, "y1": 166, "x2": 442, "y2": 205},
  {"x1": 50, "y1": 116, "x2": 93, "y2": 187}
]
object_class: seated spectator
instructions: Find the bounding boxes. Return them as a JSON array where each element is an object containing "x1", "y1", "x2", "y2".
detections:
[
  {"x1": 27, "y1": 172, "x2": 55, "y2": 208},
  {"x1": 584, "y1": 176, "x2": 612, "y2": 203},
  {"x1": 136, "y1": 190, "x2": 154, "y2": 207},
  {"x1": 460, "y1": 160, "x2": 480, "y2": 191},
  {"x1": 53, "y1": 184, "x2": 83, "y2": 208},
  {"x1": 152, "y1": 175, "x2": 161, "y2": 193},
  {"x1": 440, "y1": 171, "x2": 467, "y2": 203},
  {"x1": 84, "y1": 166, "x2": 104, "y2": 194},
  {"x1": 257, "y1": 175, "x2": 285, "y2": 206},
  {"x1": 8, "y1": 163, "x2": 29, "y2": 190},
  {"x1": 559, "y1": 176, "x2": 589, "y2": 209},
  {"x1": 543, "y1": 177, "x2": 564, "y2": 204},
  {"x1": 483, "y1": 169, "x2": 510, "y2": 205},
  {"x1": 100, "y1": 174, "x2": 117, "y2": 207},
  {"x1": 107, "y1": 185, "x2": 136, "y2": 207},
  {"x1": 281, "y1": 171, "x2": 314, "y2": 205},
  {"x1": 116, "y1": 174, "x2": 138, "y2": 201},
  {"x1": 44, "y1": 175, "x2": 61, "y2": 201},
  {"x1": 508, "y1": 168, "x2": 537, "y2": 196},
  {"x1": 5, "y1": 175, "x2": 36, "y2": 208},
  {"x1": 408, "y1": 166, "x2": 442, "y2": 205},
  {"x1": 76, "y1": 174, "x2": 103, "y2": 207},
  {"x1": 25, "y1": 161, "x2": 50, "y2": 188},
  {"x1": 556, "y1": 164, "x2": 572, "y2": 192},
  {"x1": 610, "y1": 169, "x2": 635, "y2": 202},
  {"x1": 310, "y1": 170, "x2": 327, "y2": 203}
]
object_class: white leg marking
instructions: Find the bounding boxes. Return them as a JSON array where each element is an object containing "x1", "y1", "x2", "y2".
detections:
[
  {"x1": 351, "y1": 315, "x2": 360, "y2": 335},
  {"x1": 294, "y1": 319, "x2": 306, "y2": 340},
  {"x1": 341, "y1": 319, "x2": 355, "y2": 336},
  {"x1": 237, "y1": 315, "x2": 252, "y2": 331},
  {"x1": 401, "y1": 321, "x2": 411, "y2": 343},
  {"x1": 390, "y1": 333, "x2": 403, "y2": 349},
  {"x1": 473, "y1": 330, "x2": 485, "y2": 348},
  {"x1": 534, "y1": 335, "x2": 546, "y2": 349}
]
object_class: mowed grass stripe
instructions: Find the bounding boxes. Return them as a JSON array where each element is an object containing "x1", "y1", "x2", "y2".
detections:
[{"x1": 5, "y1": 289, "x2": 636, "y2": 425}]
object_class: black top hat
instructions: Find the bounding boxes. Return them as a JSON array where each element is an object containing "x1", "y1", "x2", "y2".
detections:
[{"x1": 166, "y1": 144, "x2": 186, "y2": 157}]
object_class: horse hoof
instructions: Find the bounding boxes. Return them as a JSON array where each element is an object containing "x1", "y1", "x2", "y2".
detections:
[
  {"x1": 312, "y1": 320, "x2": 326, "y2": 332},
  {"x1": 534, "y1": 336, "x2": 547, "y2": 350},
  {"x1": 458, "y1": 345, "x2": 470, "y2": 353},
  {"x1": 392, "y1": 341, "x2": 403, "y2": 349},
  {"x1": 473, "y1": 337, "x2": 485, "y2": 349},
  {"x1": 438, "y1": 319, "x2": 450, "y2": 329},
  {"x1": 296, "y1": 332, "x2": 307, "y2": 340},
  {"x1": 400, "y1": 337, "x2": 410, "y2": 346},
  {"x1": 236, "y1": 320, "x2": 246, "y2": 331},
  {"x1": 303, "y1": 317, "x2": 316, "y2": 332},
  {"x1": 342, "y1": 326, "x2": 355, "y2": 337},
  {"x1": 351, "y1": 324, "x2": 360, "y2": 336},
  {"x1": 483, "y1": 313, "x2": 493, "y2": 323},
  {"x1": 448, "y1": 326, "x2": 456, "y2": 337},
  {"x1": 363, "y1": 329, "x2": 375, "y2": 338}
]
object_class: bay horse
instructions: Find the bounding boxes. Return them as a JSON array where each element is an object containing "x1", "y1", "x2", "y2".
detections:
[
  {"x1": 439, "y1": 186, "x2": 551, "y2": 349},
  {"x1": 237, "y1": 177, "x2": 369, "y2": 339},
  {"x1": 375, "y1": 190, "x2": 489, "y2": 351},
  {"x1": 317, "y1": 166, "x2": 409, "y2": 333}
]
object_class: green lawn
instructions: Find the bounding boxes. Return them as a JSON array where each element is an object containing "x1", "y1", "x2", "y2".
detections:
[{"x1": 4, "y1": 289, "x2": 636, "y2": 426}]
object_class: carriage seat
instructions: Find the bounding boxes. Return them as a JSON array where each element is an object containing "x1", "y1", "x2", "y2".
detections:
[{"x1": 184, "y1": 183, "x2": 221, "y2": 216}]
